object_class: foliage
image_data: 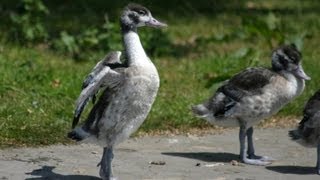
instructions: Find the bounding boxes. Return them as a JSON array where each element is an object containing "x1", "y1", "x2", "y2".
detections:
[
  {"x1": 9, "y1": 0, "x2": 49, "y2": 43},
  {"x1": 240, "y1": 12, "x2": 285, "y2": 48},
  {"x1": 140, "y1": 29, "x2": 173, "y2": 57},
  {"x1": 51, "y1": 16, "x2": 122, "y2": 60},
  {"x1": 7, "y1": 0, "x2": 173, "y2": 60}
]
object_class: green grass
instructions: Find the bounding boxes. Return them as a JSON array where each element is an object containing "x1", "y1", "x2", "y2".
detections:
[{"x1": 1, "y1": 0, "x2": 320, "y2": 147}]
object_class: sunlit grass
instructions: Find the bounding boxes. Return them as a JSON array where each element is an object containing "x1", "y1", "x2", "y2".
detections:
[{"x1": 1, "y1": 0, "x2": 320, "y2": 146}]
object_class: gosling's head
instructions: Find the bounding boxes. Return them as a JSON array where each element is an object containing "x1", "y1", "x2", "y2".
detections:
[
  {"x1": 120, "y1": 3, "x2": 167, "y2": 31},
  {"x1": 271, "y1": 44, "x2": 310, "y2": 80}
]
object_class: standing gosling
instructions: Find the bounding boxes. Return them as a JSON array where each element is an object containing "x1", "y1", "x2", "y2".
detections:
[
  {"x1": 68, "y1": 4, "x2": 166, "y2": 180},
  {"x1": 192, "y1": 44, "x2": 310, "y2": 165}
]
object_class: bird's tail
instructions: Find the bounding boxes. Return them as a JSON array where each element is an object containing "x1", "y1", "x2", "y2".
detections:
[
  {"x1": 191, "y1": 104, "x2": 209, "y2": 117},
  {"x1": 288, "y1": 129, "x2": 302, "y2": 140},
  {"x1": 67, "y1": 127, "x2": 90, "y2": 141}
]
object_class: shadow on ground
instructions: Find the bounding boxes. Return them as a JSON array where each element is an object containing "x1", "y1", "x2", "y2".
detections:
[
  {"x1": 162, "y1": 152, "x2": 239, "y2": 162},
  {"x1": 25, "y1": 166, "x2": 100, "y2": 180},
  {"x1": 266, "y1": 165, "x2": 316, "y2": 175}
]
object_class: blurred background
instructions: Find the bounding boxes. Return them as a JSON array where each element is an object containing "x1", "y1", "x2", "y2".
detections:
[{"x1": 0, "y1": 0, "x2": 319, "y2": 147}]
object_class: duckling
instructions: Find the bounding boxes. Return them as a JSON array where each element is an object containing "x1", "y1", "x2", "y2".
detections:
[
  {"x1": 68, "y1": 4, "x2": 167, "y2": 179},
  {"x1": 289, "y1": 90, "x2": 320, "y2": 174},
  {"x1": 192, "y1": 44, "x2": 310, "y2": 166}
]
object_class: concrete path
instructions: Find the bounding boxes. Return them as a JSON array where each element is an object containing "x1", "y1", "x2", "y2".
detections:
[{"x1": 0, "y1": 128, "x2": 319, "y2": 180}]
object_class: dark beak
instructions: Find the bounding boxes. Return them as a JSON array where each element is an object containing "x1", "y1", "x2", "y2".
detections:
[
  {"x1": 293, "y1": 64, "x2": 311, "y2": 80},
  {"x1": 146, "y1": 17, "x2": 167, "y2": 28}
]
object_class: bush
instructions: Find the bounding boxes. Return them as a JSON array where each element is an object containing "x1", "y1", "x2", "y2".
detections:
[
  {"x1": 9, "y1": 0, "x2": 49, "y2": 43},
  {"x1": 8, "y1": 0, "x2": 173, "y2": 61},
  {"x1": 51, "y1": 16, "x2": 122, "y2": 60}
]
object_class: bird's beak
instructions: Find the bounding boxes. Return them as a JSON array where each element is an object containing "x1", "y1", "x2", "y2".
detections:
[
  {"x1": 293, "y1": 64, "x2": 311, "y2": 80},
  {"x1": 146, "y1": 16, "x2": 167, "y2": 28}
]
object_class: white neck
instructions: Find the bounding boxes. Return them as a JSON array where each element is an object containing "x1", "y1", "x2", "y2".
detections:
[
  {"x1": 123, "y1": 31, "x2": 148, "y2": 66},
  {"x1": 281, "y1": 71, "x2": 305, "y2": 99}
]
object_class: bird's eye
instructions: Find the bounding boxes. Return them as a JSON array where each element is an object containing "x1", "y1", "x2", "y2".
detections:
[
  {"x1": 279, "y1": 56, "x2": 289, "y2": 64},
  {"x1": 290, "y1": 57, "x2": 296, "y2": 62},
  {"x1": 138, "y1": 10, "x2": 146, "y2": 15}
]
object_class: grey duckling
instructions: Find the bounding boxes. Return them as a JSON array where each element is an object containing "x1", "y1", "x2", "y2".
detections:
[
  {"x1": 68, "y1": 3, "x2": 166, "y2": 180},
  {"x1": 192, "y1": 44, "x2": 310, "y2": 166}
]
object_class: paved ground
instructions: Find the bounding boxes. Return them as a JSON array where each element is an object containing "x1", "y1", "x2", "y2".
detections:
[{"x1": 0, "y1": 128, "x2": 319, "y2": 180}]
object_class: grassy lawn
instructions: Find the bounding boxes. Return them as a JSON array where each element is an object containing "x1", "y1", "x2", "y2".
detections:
[{"x1": 0, "y1": 0, "x2": 320, "y2": 147}]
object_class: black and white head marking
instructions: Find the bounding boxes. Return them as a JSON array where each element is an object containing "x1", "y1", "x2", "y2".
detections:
[
  {"x1": 120, "y1": 3, "x2": 167, "y2": 31},
  {"x1": 271, "y1": 44, "x2": 310, "y2": 80}
]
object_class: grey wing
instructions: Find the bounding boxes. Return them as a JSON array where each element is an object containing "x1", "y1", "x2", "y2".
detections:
[
  {"x1": 219, "y1": 67, "x2": 274, "y2": 101},
  {"x1": 209, "y1": 68, "x2": 274, "y2": 117},
  {"x1": 82, "y1": 51, "x2": 124, "y2": 104},
  {"x1": 73, "y1": 67, "x2": 123, "y2": 128},
  {"x1": 82, "y1": 51, "x2": 122, "y2": 89},
  {"x1": 72, "y1": 63, "x2": 124, "y2": 128}
]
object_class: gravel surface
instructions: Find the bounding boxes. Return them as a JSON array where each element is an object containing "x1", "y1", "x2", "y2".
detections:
[{"x1": 0, "y1": 128, "x2": 319, "y2": 180}]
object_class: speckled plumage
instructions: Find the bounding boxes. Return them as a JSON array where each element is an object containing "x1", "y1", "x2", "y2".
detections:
[
  {"x1": 200, "y1": 67, "x2": 305, "y2": 127},
  {"x1": 84, "y1": 63, "x2": 159, "y2": 147},
  {"x1": 192, "y1": 44, "x2": 310, "y2": 165},
  {"x1": 67, "y1": 4, "x2": 166, "y2": 179},
  {"x1": 289, "y1": 90, "x2": 320, "y2": 174}
]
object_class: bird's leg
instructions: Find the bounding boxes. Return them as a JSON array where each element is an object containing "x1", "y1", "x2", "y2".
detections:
[
  {"x1": 238, "y1": 123, "x2": 271, "y2": 166},
  {"x1": 317, "y1": 142, "x2": 320, "y2": 175},
  {"x1": 239, "y1": 123, "x2": 247, "y2": 162},
  {"x1": 99, "y1": 147, "x2": 116, "y2": 180},
  {"x1": 246, "y1": 127, "x2": 274, "y2": 162},
  {"x1": 246, "y1": 127, "x2": 255, "y2": 157}
]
